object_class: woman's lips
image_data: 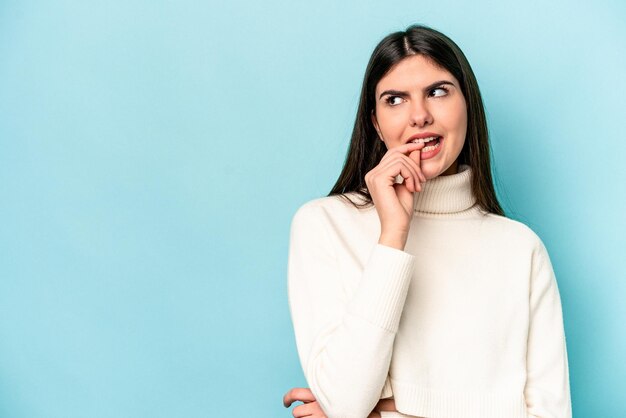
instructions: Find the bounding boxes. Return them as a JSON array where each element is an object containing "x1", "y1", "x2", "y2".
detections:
[{"x1": 420, "y1": 136, "x2": 443, "y2": 160}]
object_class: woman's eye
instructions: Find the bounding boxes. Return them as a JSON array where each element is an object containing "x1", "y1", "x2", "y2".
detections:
[
  {"x1": 385, "y1": 96, "x2": 403, "y2": 106},
  {"x1": 430, "y1": 86, "x2": 449, "y2": 97}
]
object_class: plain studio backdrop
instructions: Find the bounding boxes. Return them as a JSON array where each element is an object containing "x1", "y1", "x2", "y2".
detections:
[{"x1": 0, "y1": 1, "x2": 624, "y2": 417}]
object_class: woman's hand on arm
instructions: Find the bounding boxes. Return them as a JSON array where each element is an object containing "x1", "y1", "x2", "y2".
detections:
[
  {"x1": 288, "y1": 203, "x2": 415, "y2": 417},
  {"x1": 283, "y1": 387, "x2": 397, "y2": 418},
  {"x1": 365, "y1": 141, "x2": 426, "y2": 250}
]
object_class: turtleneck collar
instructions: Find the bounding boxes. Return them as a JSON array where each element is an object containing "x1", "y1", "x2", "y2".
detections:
[{"x1": 413, "y1": 163, "x2": 481, "y2": 217}]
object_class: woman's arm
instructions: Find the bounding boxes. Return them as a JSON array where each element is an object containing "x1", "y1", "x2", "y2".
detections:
[
  {"x1": 524, "y1": 239, "x2": 572, "y2": 418},
  {"x1": 287, "y1": 203, "x2": 414, "y2": 418}
]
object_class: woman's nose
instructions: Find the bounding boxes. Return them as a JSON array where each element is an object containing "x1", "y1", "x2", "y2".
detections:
[{"x1": 409, "y1": 99, "x2": 433, "y2": 127}]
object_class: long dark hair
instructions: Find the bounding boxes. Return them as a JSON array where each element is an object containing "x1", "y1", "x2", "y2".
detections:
[{"x1": 328, "y1": 24, "x2": 505, "y2": 216}]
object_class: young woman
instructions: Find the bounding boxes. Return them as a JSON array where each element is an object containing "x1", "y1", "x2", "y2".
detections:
[{"x1": 283, "y1": 24, "x2": 572, "y2": 418}]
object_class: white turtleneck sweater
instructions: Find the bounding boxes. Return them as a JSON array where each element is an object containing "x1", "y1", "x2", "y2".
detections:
[{"x1": 286, "y1": 164, "x2": 572, "y2": 418}]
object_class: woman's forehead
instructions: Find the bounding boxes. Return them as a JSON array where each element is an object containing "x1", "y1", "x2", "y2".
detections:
[{"x1": 377, "y1": 55, "x2": 454, "y2": 91}]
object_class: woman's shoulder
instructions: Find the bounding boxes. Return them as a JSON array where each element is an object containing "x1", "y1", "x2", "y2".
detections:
[
  {"x1": 294, "y1": 191, "x2": 371, "y2": 214},
  {"x1": 480, "y1": 211, "x2": 547, "y2": 251},
  {"x1": 291, "y1": 191, "x2": 375, "y2": 226}
]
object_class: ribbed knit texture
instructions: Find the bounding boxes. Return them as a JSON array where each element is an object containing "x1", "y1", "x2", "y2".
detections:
[
  {"x1": 347, "y1": 244, "x2": 415, "y2": 333},
  {"x1": 413, "y1": 163, "x2": 476, "y2": 215},
  {"x1": 287, "y1": 164, "x2": 572, "y2": 418}
]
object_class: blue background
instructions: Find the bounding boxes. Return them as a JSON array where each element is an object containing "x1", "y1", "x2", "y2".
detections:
[{"x1": 1, "y1": 1, "x2": 624, "y2": 417}]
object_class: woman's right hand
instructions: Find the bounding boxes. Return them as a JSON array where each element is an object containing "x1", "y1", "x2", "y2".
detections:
[{"x1": 364, "y1": 141, "x2": 427, "y2": 249}]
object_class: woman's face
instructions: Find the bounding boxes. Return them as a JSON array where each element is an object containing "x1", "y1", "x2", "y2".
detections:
[{"x1": 371, "y1": 54, "x2": 467, "y2": 179}]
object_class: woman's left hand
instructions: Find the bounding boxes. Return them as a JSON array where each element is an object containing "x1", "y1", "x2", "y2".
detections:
[
  {"x1": 283, "y1": 387, "x2": 325, "y2": 418},
  {"x1": 283, "y1": 387, "x2": 394, "y2": 417}
]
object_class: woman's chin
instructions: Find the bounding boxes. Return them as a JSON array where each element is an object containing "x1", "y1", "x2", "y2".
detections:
[{"x1": 422, "y1": 167, "x2": 441, "y2": 180}]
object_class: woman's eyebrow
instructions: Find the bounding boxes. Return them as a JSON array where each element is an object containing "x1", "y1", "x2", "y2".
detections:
[{"x1": 378, "y1": 80, "x2": 455, "y2": 99}]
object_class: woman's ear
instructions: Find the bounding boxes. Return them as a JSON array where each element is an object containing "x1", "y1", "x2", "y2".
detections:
[{"x1": 371, "y1": 111, "x2": 382, "y2": 139}]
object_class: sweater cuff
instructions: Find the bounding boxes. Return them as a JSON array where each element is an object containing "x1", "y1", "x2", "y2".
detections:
[{"x1": 347, "y1": 243, "x2": 415, "y2": 333}]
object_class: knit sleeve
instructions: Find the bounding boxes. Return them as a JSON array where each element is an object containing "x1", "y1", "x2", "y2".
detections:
[
  {"x1": 287, "y1": 203, "x2": 415, "y2": 418},
  {"x1": 524, "y1": 239, "x2": 572, "y2": 418}
]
